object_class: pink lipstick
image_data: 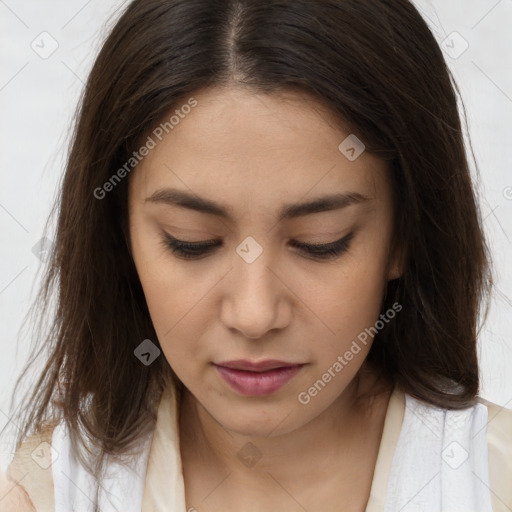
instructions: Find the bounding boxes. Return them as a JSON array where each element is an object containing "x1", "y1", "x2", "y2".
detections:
[{"x1": 214, "y1": 360, "x2": 304, "y2": 396}]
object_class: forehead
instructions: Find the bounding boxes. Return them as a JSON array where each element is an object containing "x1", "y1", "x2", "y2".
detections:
[{"x1": 129, "y1": 86, "x2": 390, "y2": 219}]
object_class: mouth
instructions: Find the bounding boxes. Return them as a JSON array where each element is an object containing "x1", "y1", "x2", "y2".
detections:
[
  {"x1": 213, "y1": 361, "x2": 305, "y2": 396},
  {"x1": 215, "y1": 359, "x2": 303, "y2": 372}
]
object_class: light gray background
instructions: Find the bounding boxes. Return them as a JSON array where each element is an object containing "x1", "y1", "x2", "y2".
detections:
[{"x1": 1, "y1": 0, "x2": 511, "y2": 471}]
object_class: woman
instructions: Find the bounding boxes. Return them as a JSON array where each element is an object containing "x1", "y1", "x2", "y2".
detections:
[{"x1": 2, "y1": 0, "x2": 511, "y2": 511}]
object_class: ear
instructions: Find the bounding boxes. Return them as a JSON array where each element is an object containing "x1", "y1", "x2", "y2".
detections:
[{"x1": 386, "y1": 240, "x2": 406, "y2": 281}]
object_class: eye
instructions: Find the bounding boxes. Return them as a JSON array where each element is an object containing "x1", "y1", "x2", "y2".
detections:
[
  {"x1": 161, "y1": 232, "x2": 354, "y2": 261},
  {"x1": 161, "y1": 233, "x2": 221, "y2": 260},
  {"x1": 289, "y1": 231, "x2": 354, "y2": 260}
]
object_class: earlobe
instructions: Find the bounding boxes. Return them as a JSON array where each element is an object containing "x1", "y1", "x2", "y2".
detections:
[
  {"x1": 387, "y1": 264, "x2": 402, "y2": 281},
  {"x1": 387, "y1": 243, "x2": 406, "y2": 281}
]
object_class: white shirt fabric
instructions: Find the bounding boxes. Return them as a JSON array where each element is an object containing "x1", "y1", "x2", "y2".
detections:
[
  {"x1": 383, "y1": 393, "x2": 493, "y2": 512},
  {"x1": 50, "y1": 390, "x2": 493, "y2": 512},
  {"x1": 51, "y1": 422, "x2": 153, "y2": 512}
]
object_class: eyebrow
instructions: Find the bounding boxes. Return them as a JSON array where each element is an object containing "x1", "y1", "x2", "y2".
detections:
[{"x1": 145, "y1": 187, "x2": 371, "y2": 222}]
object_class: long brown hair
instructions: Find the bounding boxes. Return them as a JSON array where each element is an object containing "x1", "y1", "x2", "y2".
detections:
[{"x1": 4, "y1": 0, "x2": 493, "y2": 508}]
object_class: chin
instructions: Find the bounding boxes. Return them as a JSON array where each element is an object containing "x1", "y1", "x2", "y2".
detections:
[
  {"x1": 222, "y1": 417, "x2": 295, "y2": 438},
  {"x1": 209, "y1": 399, "x2": 306, "y2": 438}
]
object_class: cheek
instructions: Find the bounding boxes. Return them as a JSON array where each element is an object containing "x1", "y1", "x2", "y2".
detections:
[
  {"x1": 137, "y1": 264, "x2": 203, "y2": 344},
  {"x1": 135, "y1": 260, "x2": 205, "y2": 376},
  {"x1": 294, "y1": 241, "x2": 390, "y2": 353},
  {"x1": 129, "y1": 222, "x2": 195, "y2": 341},
  {"x1": 130, "y1": 228, "x2": 223, "y2": 378},
  {"x1": 341, "y1": 253, "x2": 388, "y2": 317}
]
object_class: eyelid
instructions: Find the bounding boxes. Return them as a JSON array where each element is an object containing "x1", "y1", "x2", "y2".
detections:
[
  {"x1": 162, "y1": 232, "x2": 352, "y2": 247},
  {"x1": 289, "y1": 232, "x2": 354, "y2": 255},
  {"x1": 291, "y1": 232, "x2": 354, "y2": 247},
  {"x1": 163, "y1": 232, "x2": 220, "y2": 247},
  {"x1": 161, "y1": 230, "x2": 355, "y2": 261}
]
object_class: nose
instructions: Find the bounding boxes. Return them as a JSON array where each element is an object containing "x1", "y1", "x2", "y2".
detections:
[{"x1": 220, "y1": 248, "x2": 292, "y2": 340}]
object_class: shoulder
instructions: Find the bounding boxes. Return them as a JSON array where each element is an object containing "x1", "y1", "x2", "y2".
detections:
[
  {"x1": 5, "y1": 422, "x2": 58, "y2": 512},
  {"x1": 477, "y1": 395, "x2": 512, "y2": 437},
  {"x1": 477, "y1": 396, "x2": 512, "y2": 456},
  {"x1": 477, "y1": 397, "x2": 512, "y2": 512},
  {"x1": 0, "y1": 472, "x2": 36, "y2": 512}
]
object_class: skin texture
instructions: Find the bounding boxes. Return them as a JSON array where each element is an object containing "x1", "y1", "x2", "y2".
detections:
[
  {"x1": 0, "y1": 470, "x2": 35, "y2": 512},
  {"x1": 128, "y1": 86, "x2": 402, "y2": 511}
]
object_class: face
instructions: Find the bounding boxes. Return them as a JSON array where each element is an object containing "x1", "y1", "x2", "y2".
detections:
[{"x1": 127, "y1": 86, "x2": 401, "y2": 437}]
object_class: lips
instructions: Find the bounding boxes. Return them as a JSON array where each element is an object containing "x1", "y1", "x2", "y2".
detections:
[
  {"x1": 215, "y1": 359, "x2": 301, "y2": 372},
  {"x1": 213, "y1": 360, "x2": 305, "y2": 396}
]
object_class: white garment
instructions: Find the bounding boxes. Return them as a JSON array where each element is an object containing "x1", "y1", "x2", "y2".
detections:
[
  {"x1": 51, "y1": 392, "x2": 494, "y2": 512},
  {"x1": 384, "y1": 393, "x2": 493, "y2": 512},
  {"x1": 51, "y1": 422, "x2": 153, "y2": 512}
]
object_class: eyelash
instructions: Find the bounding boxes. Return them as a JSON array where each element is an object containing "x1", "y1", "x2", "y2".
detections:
[{"x1": 161, "y1": 232, "x2": 354, "y2": 261}]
